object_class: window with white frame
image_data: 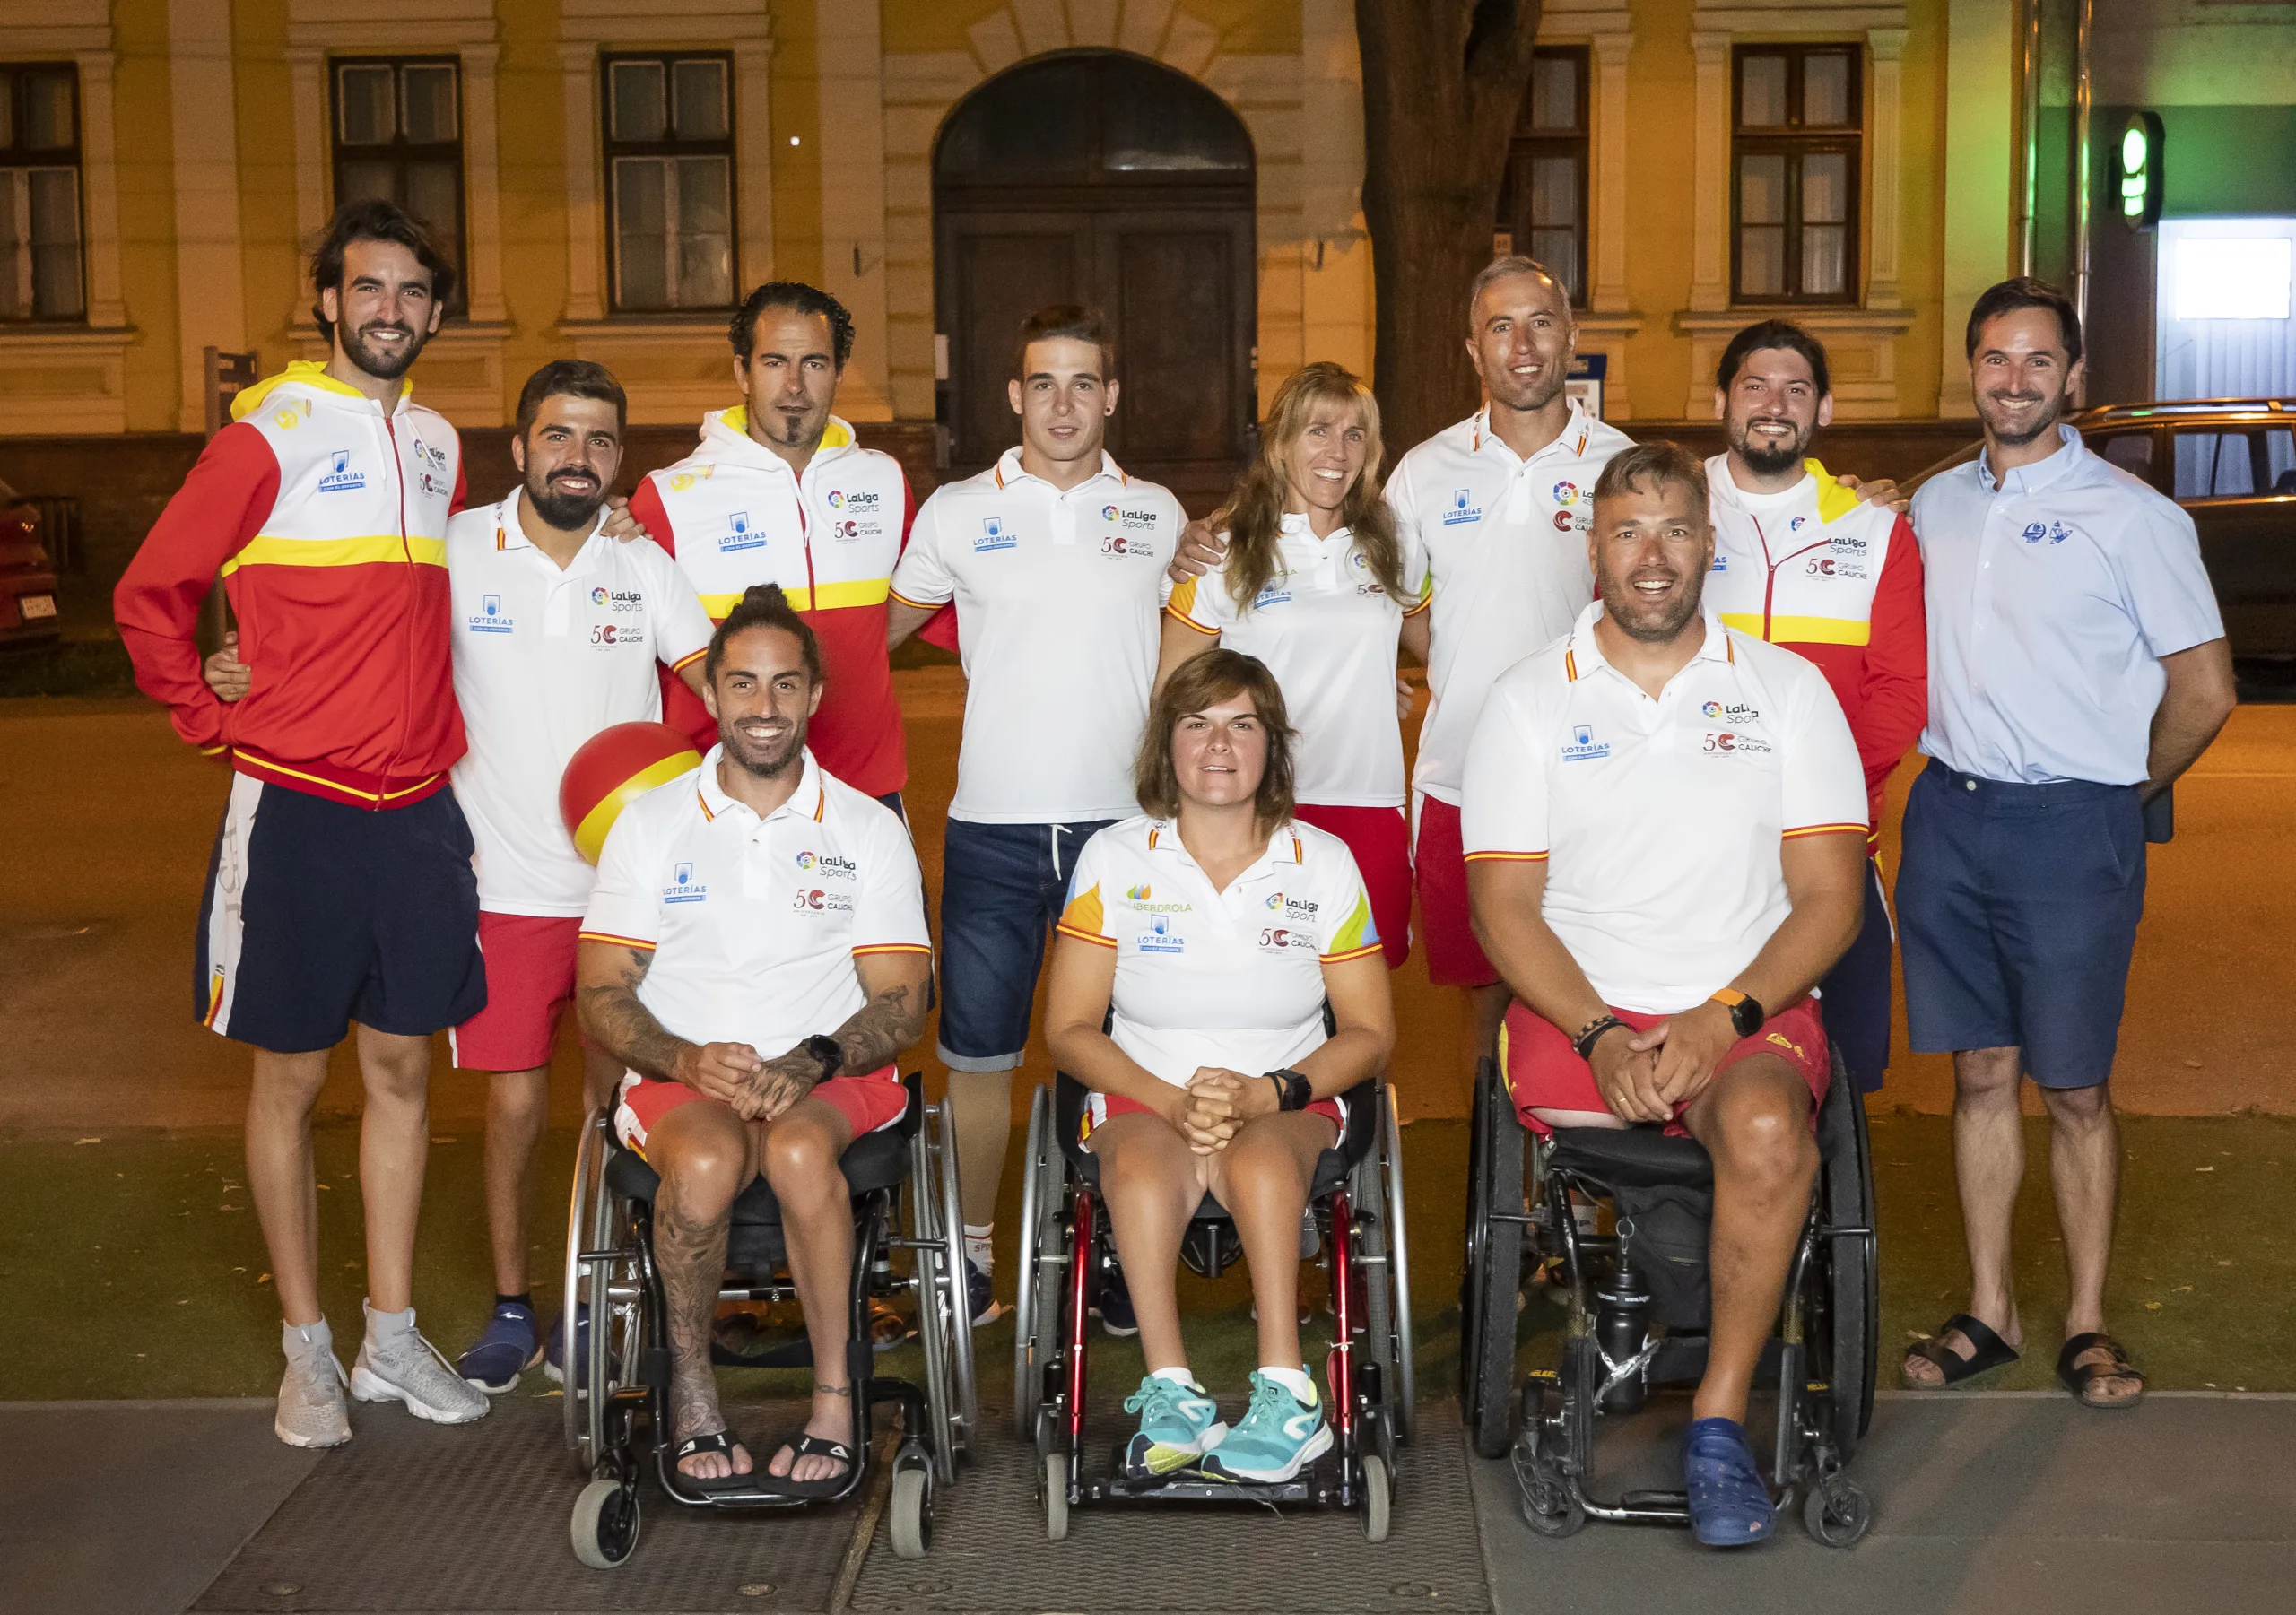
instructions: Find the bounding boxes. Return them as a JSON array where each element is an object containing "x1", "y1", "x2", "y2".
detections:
[
  {"x1": 332, "y1": 57, "x2": 466, "y2": 314},
  {"x1": 0, "y1": 64, "x2": 84, "y2": 323},
  {"x1": 1731, "y1": 44, "x2": 1861, "y2": 304},
  {"x1": 603, "y1": 53, "x2": 734, "y2": 313}
]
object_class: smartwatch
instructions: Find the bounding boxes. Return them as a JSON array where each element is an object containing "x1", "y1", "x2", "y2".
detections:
[
  {"x1": 1265, "y1": 1068, "x2": 1313, "y2": 1112},
  {"x1": 1708, "y1": 988, "x2": 1765, "y2": 1038},
  {"x1": 802, "y1": 1034, "x2": 845, "y2": 1084}
]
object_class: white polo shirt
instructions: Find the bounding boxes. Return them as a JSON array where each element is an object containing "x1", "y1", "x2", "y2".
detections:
[
  {"x1": 1165, "y1": 515, "x2": 1422, "y2": 808},
  {"x1": 1389, "y1": 403, "x2": 1635, "y2": 805},
  {"x1": 579, "y1": 747, "x2": 932, "y2": 1059},
  {"x1": 890, "y1": 448, "x2": 1180, "y2": 823},
  {"x1": 1911, "y1": 424, "x2": 2224, "y2": 786},
  {"x1": 1459, "y1": 604, "x2": 1867, "y2": 1013},
  {"x1": 1055, "y1": 815, "x2": 1383, "y2": 1088},
  {"x1": 447, "y1": 491, "x2": 716, "y2": 916}
]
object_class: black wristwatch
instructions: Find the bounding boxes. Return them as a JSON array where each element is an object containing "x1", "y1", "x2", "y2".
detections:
[
  {"x1": 1265, "y1": 1068, "x2": 1313, "y2": 1112},
  {"x1": 1709, "y1": 988, "x2": 1765, "y2": 1038},
  {"x1": 802, "y1": 1034, "x2": 845, "y2": 1083}
]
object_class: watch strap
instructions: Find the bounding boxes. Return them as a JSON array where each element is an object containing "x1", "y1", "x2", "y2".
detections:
[
  {"x1": 1708, "y1": 989, "x2": 1763, "y2": 1038},
  {"x1": 803, "y1": 1034, "x2": 845, "y2": 1083},
  {"x1": 1265, "y1": 1068, "x2": 1312, "y2": 1111},
  {"x1": 1571, "y1": 1014, "x2": 1629, "y2": 1062}
]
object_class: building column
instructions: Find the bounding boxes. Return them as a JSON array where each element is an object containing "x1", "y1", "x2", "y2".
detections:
[
  {"x1": 74, "y1": 48, "x2": 126, "y2": 330},
  {"x1": 460, "y1": 42, "x2": 508, "y2": 325},
  {"x1": 560, "y1": 45, "x2": 604, "y2": 324},
  {"x1": 170, "y1": 0, "x2": 248, "y2": 430},
  {"x1": 1937, "y1": 0, "x2": 2018, "y2": 414},
  {"x1": 1687, "y1": 30, "x2": 1732, "y2": 313},
  {"x1": 1587, "y1": 26, "x2": 1634, "y2": 317},
  {"x1": 734, "y1": 32, "x2": 779, "y2": 297},
  {"x1": 813, "y1": 0, "x2": 886, "y2": 418},
  {"x1": 1865, "y1": 27, "x2": 1909, "y2": 311}
]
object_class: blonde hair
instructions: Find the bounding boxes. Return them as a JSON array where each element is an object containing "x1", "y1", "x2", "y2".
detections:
[{"x1": 1211, "y1": 363, "x2": 1403, "y2": 614}]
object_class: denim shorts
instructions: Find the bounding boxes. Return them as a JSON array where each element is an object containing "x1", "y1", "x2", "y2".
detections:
[
  {"x1": 936, "y1": 817, "x2": 1116, "y2": 1070},
  {"x1": 1897, "y1": 760, "x2": 2145, "y2": 1089}
]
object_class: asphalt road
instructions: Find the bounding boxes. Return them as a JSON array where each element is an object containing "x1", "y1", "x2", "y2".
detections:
[{"x1": 4, "y1": 673, "x2": 2292, "y2": 1137}]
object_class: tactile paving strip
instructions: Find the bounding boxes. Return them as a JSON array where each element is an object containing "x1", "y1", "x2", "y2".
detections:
[
  {"x1": 847, "y1": 1402, "x2": 1494, "y2": 1615},
  {"x1": 192, "y1": 1398, "x2": 861, "y2": 1613}
]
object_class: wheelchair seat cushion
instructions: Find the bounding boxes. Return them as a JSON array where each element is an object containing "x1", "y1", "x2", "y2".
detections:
[
  {"x1": 1546, "y1": 1124, "x2": 1715, "y2": 1192},
  {"x1": 604, "y1": 1122, "x2": 910, "y2": 1225}
]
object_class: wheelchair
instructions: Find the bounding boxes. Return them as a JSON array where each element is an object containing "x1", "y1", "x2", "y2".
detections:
[
  {"x1": 1013, "y1": 1072, "x2": 1415, "y2": 1541},
  {"x1": 1458, "y1": 1048, "x2": 1878, "y2": 1547},
  {"x1": 557, "y1": 1072, "x2": 979, "y2": 1567}
]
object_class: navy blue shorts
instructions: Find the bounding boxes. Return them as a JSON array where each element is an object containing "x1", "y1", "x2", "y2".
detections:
[
  {"x1": 1897, "y1": 760, "x2": 2145, "y2": 1090},
  {"x1": 936, "y1": 817, "x2": 1115, "y2": 1070},
  {"x1": 196, "y1": 777, "x2": 486, "y2": 1055},
  {"x1": 1818, "y1": 855, "x2": 1893, "y2": 1093}
]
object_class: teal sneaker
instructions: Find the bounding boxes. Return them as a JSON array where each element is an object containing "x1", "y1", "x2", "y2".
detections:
[
  {"x1": 1121, "y1": 1373, "x2": 1228, "y2": 1480},
  {"x1": 1200, "y1": 1371, "x2": 1332, "y2": 1483}
]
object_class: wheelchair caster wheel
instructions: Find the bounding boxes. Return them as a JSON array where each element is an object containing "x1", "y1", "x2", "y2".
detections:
[
  {"x1": 1518, "y1": 1472, "x2": 1587, "y2": 1538},
  {"x1": 1802, "y1": 1479, "x2": 1872, "y2": 1548},
  {"x1": 570, "y1": 1478, "x2": 639, "y2": 1568},
  {"x1": 1042, "y1": 1452, "x2": 1071, "y2": 1542},
  {"x1": 889, "y1": 1463, "x2": 933, "y2": 1559},
  {"x1": 1361, "y1": 1454, "x2": 1392, "y2": 1543}
]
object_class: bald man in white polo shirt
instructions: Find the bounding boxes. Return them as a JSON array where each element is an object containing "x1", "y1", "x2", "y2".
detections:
[{"x1": 1463, "y1": 441, "x2": 1867, "y2": 1547}]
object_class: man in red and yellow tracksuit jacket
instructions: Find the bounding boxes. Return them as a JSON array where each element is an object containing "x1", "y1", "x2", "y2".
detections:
[
  {"x1": 631, "y1": 404, "x2": 915, "y2": 805},
  {"x1": 1703, "y1": 321, "x2": 1927, "y2": 1091},
  {"x1": 114, "y1": 202, "x2": 497, "y2": 1452}
]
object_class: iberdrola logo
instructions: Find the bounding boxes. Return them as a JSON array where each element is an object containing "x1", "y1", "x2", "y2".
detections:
[{"x1": 1126, "y1": 883, "x2": 1152, "y2": 900}]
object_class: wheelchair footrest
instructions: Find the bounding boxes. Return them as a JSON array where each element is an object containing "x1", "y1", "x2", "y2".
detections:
[
  {"x1": 1091, "y1": 1472, "x2": 1318, "y2": 1506},
  {"x1": 1618, "y1": 1489, "x2": 1689, "y2": 1508}
]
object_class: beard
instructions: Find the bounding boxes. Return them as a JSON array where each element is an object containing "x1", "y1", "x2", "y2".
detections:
[
  {"x1": 1978, "y1": 385, "x2": 2067, "y2": 449},
  {"x1": 1601, "y1": 569, "x2": 1704, "y2": 644},
  {"x1": 1729, "y1": 413, "x2": 1811, "y2": 479},
  {"x1": 1484, "y1": 359, "x2": 1569, "y2": 414},
  {"x1": 526, "y1": 468, "x2": 607, "y2": 531},
  {"x1": 340, "y1": 319, "x2": 428, "y2": 382},
  {"x1": 718, "y1": 715, "x2": 806, "y2": 779}
]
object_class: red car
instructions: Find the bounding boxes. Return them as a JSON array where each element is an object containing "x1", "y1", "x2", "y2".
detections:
[{"x1": 0, "y1": 478, "x2": 60, "y2": 647}]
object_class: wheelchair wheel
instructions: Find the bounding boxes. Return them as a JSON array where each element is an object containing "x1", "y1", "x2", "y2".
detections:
[
  {"x1": 1361, "y1": 1454, "x2": 1393, "y2": 1543},
  {"x1": 1041, "y1": 1451, "x2": 1070, "y2": 1542},
  {"x1": 931, "y1": 1098, "x2": 981, "y2": 1461},
  {"x1": 889, "y1": 1453, "x2": 934, "y2": 1559},
  {"x1": 563, "y1": 1110, "x2": 646, "y2": 1477},
  {"x1": 1352, "y1": 1085, "x2": 1417, "y2": 1445},
  {"x1": 1013, "y1": 1085, "x2": 1066, "y2": 1440},
  {"x1": 1803, "y1": 1475, "x2": 1874, "y2": 1548},
  {"x1": 559, "y1": 1109, "x2": 607, "y2": 1467},
  {"x1": 1463, "y1": 1058, "x2": 1526, "y2": 1458},
  {"x1": 909, "y1": 1100, "x2": 972, "y2": 1486},
  {"x1": 570, "y1": 1477, "x2": 639, "y2": 1569},
  {"x1": 1813, "y1": 1063, "x2": 1879, "y2": 1458}
]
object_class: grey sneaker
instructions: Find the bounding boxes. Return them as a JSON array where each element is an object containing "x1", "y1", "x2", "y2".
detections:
[
  {"x1": 275, "y1": 1349, "x2": 352, "y2": 1448},
  {"x1": 352, "y1": 1319, "x2": 491, "y2": 1426}
]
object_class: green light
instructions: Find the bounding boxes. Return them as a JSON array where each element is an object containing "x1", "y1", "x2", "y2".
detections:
[
  {"x1": 2119, "y1": 112, "x2": 2163, "y2": 232},
  {"x1": 2122, "y1": 126, "x2": 2147, "y2": 176}
]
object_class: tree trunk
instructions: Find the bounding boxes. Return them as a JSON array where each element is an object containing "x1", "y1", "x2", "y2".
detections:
[{"x1": 1354, "y1": 0, "x2": 1544, "y2": 452}]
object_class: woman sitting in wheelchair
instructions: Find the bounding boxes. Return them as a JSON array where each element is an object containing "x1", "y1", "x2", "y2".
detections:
[{"x1": 1044, "y1": 648, "x2": 1396, "y2": 1486}]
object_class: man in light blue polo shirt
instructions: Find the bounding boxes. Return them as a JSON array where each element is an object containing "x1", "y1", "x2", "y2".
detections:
[{"x1": 1897, "y1": 277, "x2": 2234, "y2": 1410}]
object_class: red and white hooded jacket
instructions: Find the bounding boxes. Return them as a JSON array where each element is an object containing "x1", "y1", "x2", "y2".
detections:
[
  {"x1": 629, "y1": 409, "x2": 914, "y2": 798},
  {"x1": 1702, "y1": 456, "x2": 1927, "y2": 844},
  {"x1": 115, "y1": 361, "x2": 467, "y2": 808}
]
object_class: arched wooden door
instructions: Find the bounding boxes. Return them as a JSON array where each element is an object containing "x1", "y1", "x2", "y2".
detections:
[{"x1": 934, "y1": 50, "x2": 1257, "y2": 507}]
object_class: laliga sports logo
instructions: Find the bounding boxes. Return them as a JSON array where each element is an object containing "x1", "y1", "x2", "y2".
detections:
[
  {"x1": 1552, "y1": 480, "x2": 1581, "y2": 506},
  {"x1": 827, "y1": 491, "x2": 845, "y2": 508},
  {"x1": 1265, "y1": 891, "x2": 1285, "y2": 910},
  {"x1": 1103, "y1": 504, "x2": 1121, "y2": 521},
  {"x1": 1702, "y1": 701, "x2": 1723, "y2": 718},
  {"x1": 796, "y1": 852, "x2": 817, "y2": 870},
  {"x1": 1790, "y1": 515, "x2": 1808, "y2": 533},
  {"x1": 592, "y1": 586, "x2": 610, "y2": 605}
]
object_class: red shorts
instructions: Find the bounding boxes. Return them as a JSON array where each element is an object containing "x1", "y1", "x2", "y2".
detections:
[
  {"x1": 1412, "y1": 794, "x2": 1499, "y2": 989},
  {"x1": 612, "y1": 1063, "x2": 908, "y2": 1154},
  {"x1": 451, "y1": 912, "x2": 581, "y2": 1072},
  {"x1": 1293, "y1": 803, "x2": 1411, "y2": 969},
  {"x1": 1080, "y1": 1088, "x2": 1344, "y2": 1146},
  {"x1": 1499, "y1": 997, "x2": 1831, "y2": 1139}
]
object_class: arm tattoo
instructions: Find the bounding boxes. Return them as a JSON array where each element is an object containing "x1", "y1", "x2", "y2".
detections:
[
  {"x1": 578, "y1": 946, "x2": 692, "y2": 1082},
  {"x1": 832, "y1": 980, "x2": 925, "y2": 1078}
]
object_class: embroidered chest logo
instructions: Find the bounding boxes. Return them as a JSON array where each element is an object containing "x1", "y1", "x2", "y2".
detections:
[
  {"x1": 826, "y1": 488, "x2": 883, "y2": 543},
  {"x1": 975, "y1": 516, "x2": 1017, "y2": 553},
  {"x1": 1561, "y1": 724, "x2": 1611, "y2": 762},
  {"x1": 1264, "y1": 890, "x2": 1321, "y2": 924},
  {"x1": 2022, "y1": 519, "x2": 2074, "y2": 545},
  {"x1": 1136, "y1": 912, "x2": 1186, "y2": 953},
  {"x1": 1101, "y1": 534, "x2": 1156, "y2": 557},
  {"x1": 468, "y1": 594, "x2": 513, "y2": 634},
  {"x1": 317, "y1": 449, "x2": 367, "y2": 494},
  {"x1": 1702, "y1": 730, "x2": 1772, "y2": 754},
  {"x1": 1443, "y1": 488, "x2": 1483, "y2": 526},
  {"x1": 665, "y1": 862, "x2": 707, "y2": 904},
  {"x1": 1552, "y1": 480, "x2": 1582, "y2": 506},
  {"x1": 719, "y1": 510, "x2": 767, "y2": 552},
  {"x1": 593, "y1": 586, "x2": 644, "y2": 612},
  {"x1": 1258, "y1": 925, "x2": 1316, "y2": 953},
  {"x1": 795, "y1": 850, "x2": 857, "y2": 880}
]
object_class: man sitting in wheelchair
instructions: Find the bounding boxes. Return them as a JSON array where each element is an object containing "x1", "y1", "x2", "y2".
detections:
[
  {"x1": 1043, "y1": 648, "x2": 1396, "y2": 1486},
  {"x1": 1461, "y1": 443, "x2": 1868, "y2": 1546},
  {"x1": 575, "y1": 586, "x2": 933, "y2": 1493}
]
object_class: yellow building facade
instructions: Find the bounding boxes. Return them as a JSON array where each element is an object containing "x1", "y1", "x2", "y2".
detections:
[{"x1": 0, "y1": 0, "x2": 2030, "y2": 447}]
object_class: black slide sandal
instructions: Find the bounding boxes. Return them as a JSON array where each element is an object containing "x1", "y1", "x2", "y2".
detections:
[
  {"x1": 764, "y1": 1434, "x2": 856, "y2": 1498},
  {"x1": 672, "y1": 1429, "x2": 755, "y2": 1492},
  {"x1": 2057, "y1": 1333, "x2": 2145, "y2": 1409},
  {"x1": 1902, "y1": 1313, "x2": 2020, "y2": 1388}
]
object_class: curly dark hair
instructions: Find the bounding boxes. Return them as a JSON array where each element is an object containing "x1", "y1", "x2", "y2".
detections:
[
  {"x1": 309, "y1": 198, "x2": 459, "y2": 347},
  {"x1": 729, "y1": 282, "x2": 856, "y2": 369}
]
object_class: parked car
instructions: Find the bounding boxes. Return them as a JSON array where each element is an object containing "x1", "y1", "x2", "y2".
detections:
[
  {"x1": 0, "y1": 477, "x2": 61, "y2": 647},
  {"x1": 1907, "y1": 399, "x2": 2296, "y2": 656}
]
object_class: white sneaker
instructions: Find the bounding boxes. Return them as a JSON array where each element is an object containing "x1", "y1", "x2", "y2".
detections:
[
  {"x1": 352, "y1": 1312, "x2": 491, "y2": 1426},
  {"x1": 275, "y1": 1349, "x2": 352, "y2": 1448}
]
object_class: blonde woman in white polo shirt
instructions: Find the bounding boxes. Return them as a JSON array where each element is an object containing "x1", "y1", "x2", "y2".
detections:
[
  {"x1": 1160, "y1": 363, "x2": 1418, "y2": 969},
  {"x1": 1044, "y1": 649, "x2": 1396, "y2": 1486}
]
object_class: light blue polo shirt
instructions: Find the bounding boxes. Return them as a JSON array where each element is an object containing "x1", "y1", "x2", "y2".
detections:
[{"x1": 1910, "y1": 424, "x2": 2223, "y2": 786}]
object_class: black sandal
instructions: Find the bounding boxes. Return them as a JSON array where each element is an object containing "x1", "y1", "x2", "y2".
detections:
[
  {"x1": 763, "y1": 1433, "x2": 856, "y2": 1498},
  {"x1": 672, "y1": 1429, "x2": 756, "y2": 1492},
  {"x1": 2057, "y1": 1333, "x2": 2145, "y2": 1409},
  {"x1": 1902, "y1": 1313, "x2": 2020, "y2": 1388}
]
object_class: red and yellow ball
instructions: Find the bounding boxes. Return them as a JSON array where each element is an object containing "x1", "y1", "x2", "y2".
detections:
[{"x1": 560, "y1": 721, "x2": 703, "y2": 864}]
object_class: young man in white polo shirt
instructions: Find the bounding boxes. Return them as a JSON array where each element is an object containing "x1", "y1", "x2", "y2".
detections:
[
  {"x1": 1897, "y1": 280, "x2": 2233, "y2": 1410},
  {"x1": 1463, "y1": 442, "x2": 1868, "y2": 1547},
  {"x1": 885, "y1": 305, "x2": 1183, "y2": 1324},
  {"x1": 578, "y1": 586, "x2": 932, "y2": 1489},
  {"x1": 439, "y1": 360, "x2": 714, "y2": 1392}
]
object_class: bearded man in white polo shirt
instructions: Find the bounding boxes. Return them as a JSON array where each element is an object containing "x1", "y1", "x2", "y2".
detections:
[
  {"x1": 578, "y1": 586, "x2": 932, "y2": 1489},
  {"x1": 1463, "y1": 441, "x2": 1868, "y2": 1547},
  {"x1": 884, "y1": 304, "x2": 1182, "y2": 1324}
]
